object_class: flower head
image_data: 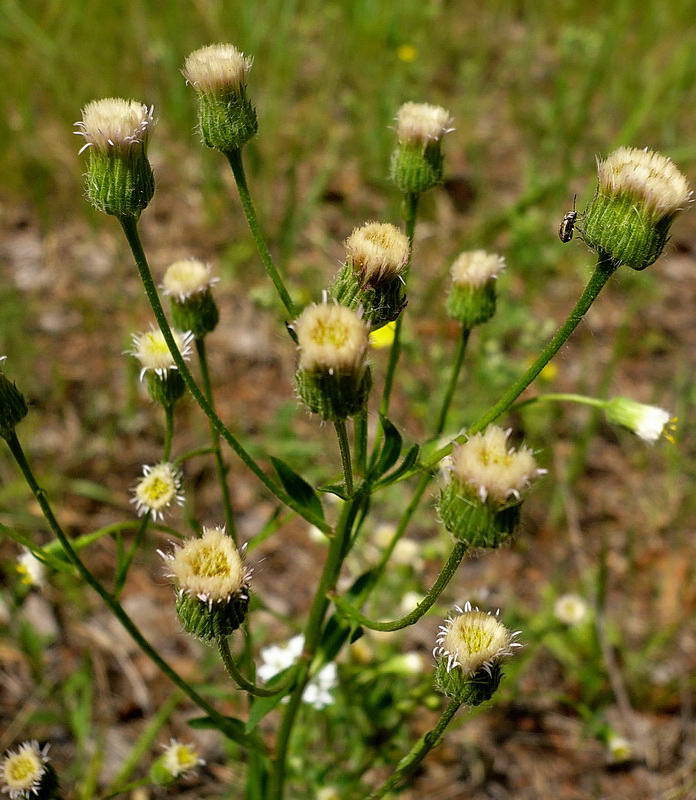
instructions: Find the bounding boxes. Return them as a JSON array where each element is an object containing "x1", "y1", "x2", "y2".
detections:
[
  {"x1": 162, "y1": 739, "x2": 205, "y2": 778},
  {"x1": 294, "y1": 303, "x2": 369, "y2": 374},
  {"x1": 597, "y1": 147, "x2": 691, "y2": 220},
  {"x1": 183, "y1": 44, "x2": 253, "y2": 95},
  {"x1": 607, "y1": 734, "x2": 632, "y2": 762},
  {"x1": 131, "y1": 462, "x2": 184, "y2": 520},
  {"x1": 163, "y1": 526, "x2": 249, "y2": 604},
  {"x1": 1, "y1": 741, "x2": 51, "y2": 800},
  {"x1": 75, "y1": 98, "x2": 154, "y2": 156},
  {"x1": 16, "y1": 549, "x2": 46, "y2": 589},
  {"x1": 434, "y1": 602, "x2": 522, "y2": 676},
  {"x1": 449, "y1": 426, "x2": 544, "y2": 505},
  {"x1": 162, "y1": 259, "x2": 218, "y2": 302},
  {"x1": 450, "y1": 250, "x2": 505, "y2": 289},
  {"x1": 395, "y1": 102, "x2": 453, "y2": 147},
  {"x1": 604, "y1": 397, "x2": 675, "y2": 444},
  {"x1": 129, "y1": 327, "x2": 193, "y2": 380},
  {"x1": 344, "y1": 222, "x2": 409, "y2": 285},
  {"x1": 554, "y1": 593, "x2": 588, "y2": 625}
]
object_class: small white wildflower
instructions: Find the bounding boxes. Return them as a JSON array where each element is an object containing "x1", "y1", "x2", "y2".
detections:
[
  {"x1": 74, "y1": 98, "x2": 154, "y2": 155},
  {"x1": 131, "y1": 462, "x2": 184, "y2": 520},
  {"x1": 162, "y1": 739, "x2": 205, "y2": 778},
  {"x1": 604, "y1": 397, "x2": 675, "y2": 444},
  {"x1": 259, "y1": 635, "x2": 337, "y2": 707},
  {"x1": 607, "y1": 734, "x2": 632, "y2": 762},
  {"x1": 0, "y1": 741, "x2": 51, "y2": 800},
  {"x1": 162, "y1": 259, "x2": 218, "y2": 302},
  {"x1": 554, "y1": 593, "x2": 588, "y2": 625},
  {"x1": 433, "y1": 601, "x2": 522, "y2": 675},
  {"x1": 183, "y1": 44, "x2": 253, "y2": 94},
  {"x1": 448, "y1": 425, "x2": 545, "y2": 504},
  {"x1": 303, "y1": 663, "x2": 338, "y2": 709},
  {"x1": 294, "y1": 303, "x2": 369, "y2": 375},
  {"x1": 395, "y1": 102, "x2": 453, "y2": 146},
  {"x1": 344, "y1": 222, "x2": 409, "y2": 284},
  {"x1": 129, "y1": 327, "x2": 193, "y2": 381},
  {"x1": 597, "y1": 147, "x2": 691, "y2": 220},
  {"x1": 16, "y1": 549, "x2": 46, "y2": 589},
  {"x1": 450, "y1": 250, "x2": 506, "y2": 289}
]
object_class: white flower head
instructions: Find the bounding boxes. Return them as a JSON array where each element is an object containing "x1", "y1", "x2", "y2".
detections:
[
  {"x1": 183, "y1": 44, "x2": 253, "y2": 94},
  {"x1": 450, "y1": 250, "x2": 506, "y2": 289},
  {"x1": 433, "y1": 602, "x2": 522, "y2": 675},
  {"x1": 449, "y1": 425, "x2": 545, "y2": 504},
  {"x1": 75, "y1": 98, "x2": 154, "y2": 155},
  {"x1": 344, "y1": 222, "x2": 409, "y2": 284},
  {"x1": 161, "y1": 526, "x2": 250, "y2": 604},
  {"x1": 607, "y1": 734, "x2": 632, "y2": 762},
  {"x1": 129, "y1": 326, "x2": 193, "y2": 381},
  {"x1": 294, "y1": 302, "x2": 369, "y2": 374},
  {"x1": 597, "y1": 147, "x2": 691, "y2": 220},
  {"x1": 554, "y1": 593, "x2": 588, "y2": 625},
  {"x1": 162, "y1": 259, "x2": 218, "y2": 302},
  {"x1": 131, "y1": 462, "x2": 184, "y2": 520},
  {"x1": 395, "y1": 102, "x2": 454, "y2": 147},
  {"x1": 604, "y1": 396, "x2": 675, "y2": 444},
  {"x1": 1, "y1": 741, "x2": 50, "y2": 799},
  {"x1": 162, "y1": 739, "x2": 205, "y2": 778},
  {"x1": 16, "y1": 549, "x2": 46, "y2": 589},
  {"x1": 302, "y1": 663, "x2": 338, "y2": 709}
]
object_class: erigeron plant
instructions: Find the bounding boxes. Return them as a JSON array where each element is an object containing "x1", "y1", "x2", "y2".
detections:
[{"x1": 0, "y1": 40, "x2": 689, "y2": 800}]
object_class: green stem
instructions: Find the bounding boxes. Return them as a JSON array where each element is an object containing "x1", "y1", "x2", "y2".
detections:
[
  {"x1": 4, "y1": 431, "x2": 229, "y2": 728},
  {"x1": 435, "y1": 327, "x2": 471, "y2": 435},
  {"x1": 163, "y1": 404, "x2": 174, "y2": 460},
  {"x1": 512, "y1": 392, "x2": 607, "y2": 413},
  {"x1": 354, "y1": 406, "x2": 368, "y2": 477},
  {"x1": 226, "y1": 149, "x2": 297, "y2": 318},
  {"x1": 195, "y1": 337, "x2": 237, "y2": 541},
  {"x1": 334, "y1": 419, "x2": 354, "y2": 496},
  {"x1": 173, "y1": 446, "x2": 216, "y2": 465},
  {"x1": 118, "y1": 216, "x2": 329, "y2": 534},
  {"x1": 333, "y1": 540, "x2": 468, "y2": 631},
  {"x1": 379, "y1": 192, "x2": 419, "y2": 418},
  {"x1": 113, "y1": 513, "x2": 150, "y2": 599},
  {"x1": 217, "y1": 637, "x2": 293, "y2": 697},
  {"x1": 367, "y1": 697, "x2": 462, "y2": 799},
  {"x1": 270, "y1": 495, "x2": 362, "y2": 799}
]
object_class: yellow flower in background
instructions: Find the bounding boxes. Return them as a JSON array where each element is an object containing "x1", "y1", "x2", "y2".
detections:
[
  {"x1": 397, "y1": 44, "x2": 418, "y2": 63},
  {"x1": 370, "y1": 321, "x2": 396, "y2": 349}
]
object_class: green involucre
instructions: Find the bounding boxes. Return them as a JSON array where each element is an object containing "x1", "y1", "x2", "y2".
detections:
[
  {"x1": 175, "y1": 589, "x2": 249, "y2": 642},
  {"x1": 434, "y1": 659, "x2": 502, "y2": 705},
  {"x1": 196, "y1": 89, "x2": 258, "y2": 153},
  {"x1": 170, "y1": 290, "x2": 219, "y2": 339},
  {"x1": 296, "y1": 366, "x2": 372, "y2": 421},
  {"x1": 446, "y1": 280, "x2": 497, "y2": 327},
  {"x1": 330, "y1": 263, "x2": 406, "y2": 329},
  {"x1": 146, "y1": 370, "x2": 186, "y2": 408},
  {"x1": 390, "y1": 141, "x2": 443, "y2": 194},
  {"x1": 438, "y1": 480, "x2": 520, "y2": 548},
  {"x1": 85, "y1": 148, "x2": 154, "y2": 217}
]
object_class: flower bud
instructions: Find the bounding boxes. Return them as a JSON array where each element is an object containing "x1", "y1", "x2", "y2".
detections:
[
  {"x1": 330, "y1": 222, "x2": 410, "y2": 329},
  {"x1": 162, "y1": 259, "x2": 220, "y2": 339},
  {"x1": 582, "y1": 147, "x2": 691, "y2": 270},
  {"x1": 183, "y1": 44, "x2": 257, "y2": 153},
  {"x1": 438, "y1": 426, "x2": 544, "y2": 548},
  {"x1": 390, "y1": 102, "x2": 453, "y2": 195},
  {"x1": 128, "y1": 327, "x2": 193, "y2": 407},
  {"x1": 0, "y1": 359, "x2": 28, "y2": 439},
  {"x1": 293, "y1": 302, "x2": 371, "y2": 421},
  {"x1": 446, "y1": 250, "x2": 505, "y2": 327},
  {"x1": 433, "y1": 602, "x2": 522, "y2": 705},
  {"x1": 149, "y1": 739, "x2": 204, "y2": 785},
  {"x1": 603, "y1": 396, "x2": 675, "y2": 444},
  {"x1": 131, "y1": 462, "x2": 184, "y2": 521},
  {"x1": 75, "y1": 98, "x2": 155, "y2": 218},
  {"x1": 1, "y1": 741, "x2": 60, "y2": 800},
  {"x1": 161, "y1": 526, "x2": 251, "y2": 641}
]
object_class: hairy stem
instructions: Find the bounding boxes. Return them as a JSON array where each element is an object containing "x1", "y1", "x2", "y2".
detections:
[
  {"x1": 226, "y1": 148, "x2": 297, "y2": 318},
  {"x1": 354, "y1": 406, "x2": 368, "y2": 477},
  {"x1": 163, "y1": 403, "x2": 174, "y2": 460},
  {"x1": 334, "y1": 419, "x2": 354, "y2": 496},
  {"x1": 217, "y1": 637, "x2": 293, "y2": 697}
]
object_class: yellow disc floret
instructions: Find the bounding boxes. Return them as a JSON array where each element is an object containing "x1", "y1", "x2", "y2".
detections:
[
  {"x1": 132, "y1": 462, "x2": 184, "y2": 520},
  {"x1": 129, "y1": 327, "x2": 193, "y2": 380}
]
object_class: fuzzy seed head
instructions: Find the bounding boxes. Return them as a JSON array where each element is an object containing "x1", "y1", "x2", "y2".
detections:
[
  {"x1": 162, "y1": 259, "x2": 218, "y2": 301},
  {"x1": 162, "y1": 739, "x2": 204, "y2": 778},
  {"x1": 450, "y1": 250, "x2": 505, "y2": 288},
  {"x1": 597, "y1": 147, "x2": 691, "y2": 219},
  {"x1": 395, "y1": 102, "x2": 453, "y2": 146},
  {"x1": 183, "y1": 44, "x2": 253, "y2": 94},
  {"x1": 295, "y1": 303, "x2": 369, "y2": 374},
  {"x1": 344, "y1": 222, "x2": 410, "y2": 284},
  {"x1": 434, "y1": 602, "x2": 521, "y2": 675},
  {"x1": 449, "y1": 426, "x2": 543, "y2": 504},
  {"x1": 75, "y1": 98, "x2": 154, "y2": 154},
  {"x1": 131, "y1": 462, "x2": 184, "y2": 520},
  {"x1": 1, "y1": 741, "x2": 49, "y2": 799},
  {"x1": 167, "y1": 526, "x2": 248, "y2": 603},
  {"x1": 129, "y1": 327, "x2": 193, "y2": 380}
]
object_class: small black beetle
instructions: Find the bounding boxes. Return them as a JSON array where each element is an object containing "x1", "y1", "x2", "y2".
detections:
[{"x1": 559, "y1": 195, "x2": 577, "y2": 243}]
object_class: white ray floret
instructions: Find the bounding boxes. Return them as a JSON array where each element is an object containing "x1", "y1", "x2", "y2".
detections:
[
  {"x1": 395, "y1": 102, "x2": 454, "y2": 146},
  {"x1": 16, "y1": 549, "x2": 47, "y2": 589},
  {"x1": 131, "y1": 462, "x2": 184, "y2": 520},
  {"x1": 162, "y1": 739, "x2": 205, "y2": 778},
  {"x1": 293, "y1": 302, "x2": 369, "y2": 374},
  {"x1": 183, "y1": 44, "x2": 253, "y2": 94}
]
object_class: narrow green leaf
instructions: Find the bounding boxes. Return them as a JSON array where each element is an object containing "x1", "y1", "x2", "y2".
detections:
[
  {"x1": 271, "y1": 457, "x2": 324, "y2": 521},
  {"x1": 376, "y1": 444, "x2": 421, "y2": 488},
  {"x1": 188, "y1": 715, "x2": 265, "y2": 751},
  {"x1": 245, "y1": 667, "x2": 296, "y2": 732},
  {"x1": 370, "y1": 416, "x2": 402, "y2": 480}
]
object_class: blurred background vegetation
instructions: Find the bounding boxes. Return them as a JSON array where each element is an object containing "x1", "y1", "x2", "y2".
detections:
[{"x1": 1, "y1": 0, "x2": 695, "y2": 797}]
